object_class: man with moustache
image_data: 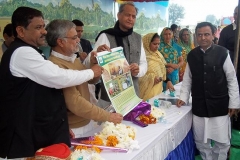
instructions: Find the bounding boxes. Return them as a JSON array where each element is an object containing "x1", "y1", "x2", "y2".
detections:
[
  {"x1": 85, "y1": 2, "x2": 147, "y2": 109},
  {"x1": 72, "y1": 19, "x2": 93, "y2": 62},
  {"x1": 177, "y1": 22, "x2": 240, "y2": 160},
  {"x1": 46, "y1": 19, "x2": 123, "y2": 138},
  {"x1": 72, "y1": 19, "x2": 99, "y2": 104},
  {"x1": 0, "y1": 7, "x2": 103, "y2": 159}
]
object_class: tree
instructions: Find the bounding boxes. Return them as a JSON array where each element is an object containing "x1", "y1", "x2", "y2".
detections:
[
  {"x1": 168, "y1": 3, "x2": 185, "y2": 26},
  {"x1": 206, "y1": 14, "x2": 218, "y2": 26}
]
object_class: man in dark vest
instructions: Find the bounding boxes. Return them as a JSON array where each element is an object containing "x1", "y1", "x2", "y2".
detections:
[
  {"x1": 72, "y1": 19, "x2": 93, "y2": 62},
  {"x1": 84, "y1": 2, "x2": 147, "y2": 109},
  {"x1": 0, "y1": 7, "x2": 103, "y2": 159},
  {"x1": 218, "y1": 6, "x2": 240, "y2": 91},
  {"x1": 72, "y1": 19, "x2": 99, "y2": 103},
  {"x1": 177, "y1": 22, "x2": 240, "y2": 160},
  {"x1": 0, "y1": 23, "x2": 14, "y2": 63}
]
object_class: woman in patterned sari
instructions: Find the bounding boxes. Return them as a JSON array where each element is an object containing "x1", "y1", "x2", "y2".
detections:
[
  {"x1": 178, "y1": 28, "x2": 195, "y2": 81},
  {"x1": 158, "y1": 27, "x2": 183, "y2": 90},
  {"x1": 139, "y1": 33, "x2": 174, "y2": 101}
]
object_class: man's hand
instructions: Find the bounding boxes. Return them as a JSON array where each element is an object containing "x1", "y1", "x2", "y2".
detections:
[
  {"x1": 69, "y1": 129, "x2": 75, "y2": 139},
  {"x1": 79, "y1": 52, "x2": 88, "y2": 62},
  {"x1": 176, "y1": 99, "x2": 185, "y2": 108},
  {"x1": 129, "y1": 63, "x2": 139, "y2": 77},
  {"x1": 97, "y1": 44, "x2": 111, "y2": 52},
  {"x1": 108, "y1": 113, "x2": 123, "y2": 124},
  {"x1": 90, "y1": 51, "x2": 98, "y2": 64},
  {"x1": 228, "y1": 109, "x2": 236, "y2": 117},
  {"x1": 91, "y1": 64, "x2": 104, "y2": 78}
]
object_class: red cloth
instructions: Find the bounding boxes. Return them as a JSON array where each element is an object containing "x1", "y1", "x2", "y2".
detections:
[{"x1": 35, "y1": 143, "x2": 71, "y2": 159}]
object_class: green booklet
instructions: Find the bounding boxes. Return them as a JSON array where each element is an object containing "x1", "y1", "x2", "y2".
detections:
[{"x1": 96, "y1": 47, "x2": 142, "y2": 116}]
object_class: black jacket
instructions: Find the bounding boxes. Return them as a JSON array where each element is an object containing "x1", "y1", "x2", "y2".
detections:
[
  {"x1": 187, "y1": 44, "x2": 229, "y2": 117},
  {"x1": 0, "y1": 38, "x2": 70, "y2": 158}
]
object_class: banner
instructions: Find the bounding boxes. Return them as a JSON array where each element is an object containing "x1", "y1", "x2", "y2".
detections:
[{"x1": 96, "y1": 47, "x2": 142, "y2": 116}]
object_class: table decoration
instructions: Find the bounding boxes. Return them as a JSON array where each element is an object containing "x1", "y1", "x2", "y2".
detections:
[{"x1": 70, "y1": 122, "x2": 139, "y2": 160}]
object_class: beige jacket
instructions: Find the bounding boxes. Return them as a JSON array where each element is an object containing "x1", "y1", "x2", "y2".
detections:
[{"x1": 49, "y1": 55, "x2": 110, "y2": 128}]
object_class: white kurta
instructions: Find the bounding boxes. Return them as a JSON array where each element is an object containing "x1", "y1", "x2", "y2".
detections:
[
  {"x1": 10, "y1": 46, "x2": 94, "y2": 88},
  {"x1": 179, "y1": 53, "x2": 240, "y2": 143}
]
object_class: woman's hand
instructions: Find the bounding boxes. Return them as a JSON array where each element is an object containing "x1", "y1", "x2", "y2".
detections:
[
  {"x1": 154, "y1": 77, "x2": 162, "y2": 85},
  {"x1": 166, "y1": 81, "x2": 175, "y2": 91},
  {"x1": 167, "y1": 67, "x2": 174, "y2": 74}
]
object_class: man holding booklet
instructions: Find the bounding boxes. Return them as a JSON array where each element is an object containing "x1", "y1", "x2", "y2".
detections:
[{"x1": 85, "y1": 2, "x2": 147, "y2": 109}]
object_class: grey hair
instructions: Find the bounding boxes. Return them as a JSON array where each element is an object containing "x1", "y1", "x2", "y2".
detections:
[
  {"x1": 46, "y1": 19, "x2": 76, "y2": 47},
  {"x1": 118, "y1": 2, "x2": 138, "y2": 15}
]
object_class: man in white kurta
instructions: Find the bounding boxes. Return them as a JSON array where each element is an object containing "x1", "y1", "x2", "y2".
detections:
[
  {"x1": 177, "y1": 22, "x2": 240, "y2": 160},
  {"x1": 83, "y1": 3, "x2": 147, "y2": 109}
]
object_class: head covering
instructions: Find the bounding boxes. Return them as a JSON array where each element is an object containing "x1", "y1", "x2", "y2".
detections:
[
  {"x1": 35, "y1": 143, "x2": 71, "y2": 160},
  {"x1": 139, "y1": 33, "x2": 167, "y2": 101},
  {"x1": 177, "y1": 28, "x2": 195, "y2": 81},
  {"x1": 158, "y1": 27, "x2": 183, "y2": 86},
  {"x1": 159, "y1": 27, "x2": 180, "y2": 64},
  {"x1": 178, "y1": 28, "x2": 194, "y2": 54},
  {"x1": 142, "y1": 33, "x2": 166, "y2": 68}
]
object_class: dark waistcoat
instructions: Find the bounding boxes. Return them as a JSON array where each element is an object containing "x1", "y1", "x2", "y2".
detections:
[
  {"x1": 187, "y1": 44, "x2": 229, "y2": 117},
  {"x1": 0, "y1": 38, "x2": 70, "y2": 158},
  {"x1": 100, "y1": 32, "x2": 142, "y2": 101}
]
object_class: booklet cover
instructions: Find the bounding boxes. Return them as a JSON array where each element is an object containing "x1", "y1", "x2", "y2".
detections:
[{"x1": 96, "y1": 47, "x2": 142, "y2": 116}]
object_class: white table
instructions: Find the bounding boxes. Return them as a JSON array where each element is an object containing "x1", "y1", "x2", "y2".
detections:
[{"x1": 82, "y1": 83, "x2": 193, "y2": 160}]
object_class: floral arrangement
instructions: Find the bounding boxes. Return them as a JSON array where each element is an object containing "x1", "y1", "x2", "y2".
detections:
[
  {"x1": 150, "y1": 105, "x2": 165, "y2": 120},
  {"x1": 95, "y1": 122, "x2": 139, "y2": 152},
  {"x1": 71, "y1": 122, "x2": 139, "y2": 159},
  {"x1": 71, "y1": 148, "x2": 104, "y2": 160},
  {"x1": 138, "y1": 106, "x2": 166, "y2": 124}
]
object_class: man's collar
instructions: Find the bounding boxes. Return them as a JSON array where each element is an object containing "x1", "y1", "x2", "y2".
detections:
[
  {"x1": 233, "y1": 23, "x2": 236, "y2": 30},
  {"x1": 51, "y1": 50, "x2": 77, "y2": 63},
  {"x1": 200, "y1": 43, "x2": 213, "y2": 53},
  {"x1": 15, "y1": 37, "x2": 43, "y2": 54}
]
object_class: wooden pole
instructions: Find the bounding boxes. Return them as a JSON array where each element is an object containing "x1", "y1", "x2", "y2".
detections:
[{"x1": 233, "y1": 2, "x2": 240, "y2": 72}]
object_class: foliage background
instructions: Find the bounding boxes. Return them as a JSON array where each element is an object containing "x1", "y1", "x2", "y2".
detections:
[{"x1": 0, "y1": 0, "x2": 168, "y2": 42}]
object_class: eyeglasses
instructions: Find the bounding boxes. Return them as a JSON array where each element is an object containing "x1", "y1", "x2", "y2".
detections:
[{"x1": 63, "y1": 35, "x2": 79, "y2": 40}]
